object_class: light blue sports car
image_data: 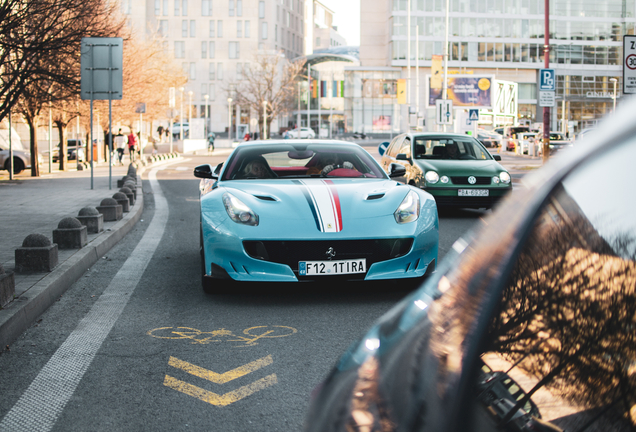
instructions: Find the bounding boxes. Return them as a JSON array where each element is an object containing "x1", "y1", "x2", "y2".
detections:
[{"x1": 193, "y1": 140, "x2": 439, "y2": 293}]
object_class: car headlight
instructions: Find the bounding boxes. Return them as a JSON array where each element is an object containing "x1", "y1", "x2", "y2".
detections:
[
  {"x1": 440, "y1": 175, "x2": 449, "y2": 184},
  {"x1": 499, "y1": 172, "x2": 511, "y2": 184},
  {"x1": 394, "y1": 190, "x2": 420, "y2": 224},
  {"x1": 492, "y1": 176, "x2": 500, "y2": 184},
  {"x1": 222, "y1": 193, "x2": 259, "y2": 226},
  {"x1": 425, "y1": 171, "x2": 439, "y2": 184}
]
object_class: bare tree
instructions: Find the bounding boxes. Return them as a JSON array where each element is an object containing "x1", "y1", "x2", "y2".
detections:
[{"x1": 230, "y1": 53, "x2": 305, "y2": 139}]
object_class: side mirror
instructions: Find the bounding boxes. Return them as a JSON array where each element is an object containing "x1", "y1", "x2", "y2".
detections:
[
  {"x1": 194, "y1": 164, "x2": 216, "y2": 179},
  {"x1": 493, "y1": 154, "x2": 501, "y2": 161},
  {"x1": 388, "y1": 163, "x2": 407, "y2": 178},
  {"x1": 396, "y1": 153, "x2": 411, "y2": 164}
]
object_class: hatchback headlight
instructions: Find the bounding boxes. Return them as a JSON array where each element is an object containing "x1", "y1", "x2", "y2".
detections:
[
  {"x1": 223, "y1": 193, "x2": 259, "y2": 226},
  {"x1": 425, "y1": 171, "x2": 439, "y2": 184},
  {"x1": 499, "y1": 172, "x2": 511, "y2": 184},
  {"x1": 394, "y1": 190, "x2": 420, "y2": 224}
]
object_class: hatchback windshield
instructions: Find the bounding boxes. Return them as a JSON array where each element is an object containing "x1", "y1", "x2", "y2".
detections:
[
  {"x1": 222, "y1": 143, "x2": 387, "y2": 180},
  {"x1": 414, "y1": 136, "x2": 492, "y2": 161}
]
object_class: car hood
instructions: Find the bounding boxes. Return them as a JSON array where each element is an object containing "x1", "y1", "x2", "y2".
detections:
[
  {"x1": 414, "y1": 159, "x2": 507, "y2": 176},
  {"x1": 203, "y1": 178, "x2": 423, "y2": 235}
]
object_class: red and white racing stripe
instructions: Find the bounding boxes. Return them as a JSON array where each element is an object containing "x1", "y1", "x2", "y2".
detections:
[{"x1": 299, "y1": 179, "x2": 343, "y2": 232}]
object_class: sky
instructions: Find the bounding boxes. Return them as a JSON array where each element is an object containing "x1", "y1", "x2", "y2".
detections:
[{"x1": 318, "y1": 0, "x2": 360, "y2": 46}]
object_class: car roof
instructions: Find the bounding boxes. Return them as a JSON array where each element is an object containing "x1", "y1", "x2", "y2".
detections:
[
  {"x1": 404, "y1": 132, "x2": 479, "y2": 139},
  {"x1": 235, "y1": 139, "x2": 356, "y2": 148}
]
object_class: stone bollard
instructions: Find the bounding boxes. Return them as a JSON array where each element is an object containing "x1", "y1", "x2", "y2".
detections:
[
  {"x1": 123, "y1": 181, "x2": 137, "y2": 200},
  {"x1": 15, "y1": 234, "x2": 58, "y2": 272},
  {"x1": 52, "y1": 217, "x2": 88, "y2": 249},
  {"x1": 119, "y1": 187, "x2": 135, "y2": 206},
  {"x1": 112, "y1": 192, "x2": 130, "y2": 212},
  {"x1": 77, "y1": 206, "x2": 104, "y2": 234},
  {"x1": 0, "y1": 263, "x2": 15, "y2": 308},
  {"x1": 117, "y1": 176, "x2": 130, "y2": 188},
  {"x1": 96, "y1": 198, "x2": 123, "y2": 221}
]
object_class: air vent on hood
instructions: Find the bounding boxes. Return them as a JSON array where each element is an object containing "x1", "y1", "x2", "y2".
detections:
[
  {"x1": 253, "y1": 195, "x2": 277, "y2": 201},
  {"x1": 365, "y1": 192, "x2": 386, "y2": 200}
]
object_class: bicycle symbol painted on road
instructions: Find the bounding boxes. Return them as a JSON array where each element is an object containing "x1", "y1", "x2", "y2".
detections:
[{"x1": 147, "y1": 325, "x2": 297, "y2": 347}]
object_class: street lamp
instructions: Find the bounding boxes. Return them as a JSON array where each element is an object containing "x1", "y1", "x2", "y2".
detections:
[
  {"x1": 179, "y1": 87, "x2": 184, "y2": 141},
  {"x1": 263, "y1": 100, "x2": 268, "y2": 140},
  {"x1": 228, "y1": 97, "x2": 233, "y2": 142},
  {"x1": 609, "y1": 78, "x2": 618, "y2": 113},
  {"x1": 188, "y1": 90, "x2": 193, "y2": 125},
  {"x1": 204, "y1": 94, "x2": 209, "y2": 138}
]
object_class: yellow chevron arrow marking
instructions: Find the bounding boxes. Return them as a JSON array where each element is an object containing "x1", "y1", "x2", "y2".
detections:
[
  {"x1": 167, "y1": 355, "x2": 273, "y2": 384},
  {"x1": 163, "y1": 374, "x2": 278, "y2": 406}
]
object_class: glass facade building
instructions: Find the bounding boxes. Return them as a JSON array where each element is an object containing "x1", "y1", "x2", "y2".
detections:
[{"x1": 360, "y1": 0, "x2": 636, "y2": 132}]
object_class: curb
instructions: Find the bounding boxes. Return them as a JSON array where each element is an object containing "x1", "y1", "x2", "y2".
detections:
[{"x1": 0, "y1": 155, "x2": 181, "y2": 350}]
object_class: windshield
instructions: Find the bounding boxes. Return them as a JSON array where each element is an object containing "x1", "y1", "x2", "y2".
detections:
[
  {"x1": 413, "y1": 136, "x2": 492, "y2": 161},
  {"x1": 221, "y1": 143, "x2": 387, "y2": 180}
]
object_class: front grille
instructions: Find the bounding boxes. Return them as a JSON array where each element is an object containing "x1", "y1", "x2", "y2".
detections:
[
  {"x1": 450, "y1": 176, "x2": 491, "y2": 185},
  {"x1": 434, "y1": 195, "x2": 503, "y2": 208},
  {"x1": 243, "y1": 239, "x2": 414, "y2": 280}
]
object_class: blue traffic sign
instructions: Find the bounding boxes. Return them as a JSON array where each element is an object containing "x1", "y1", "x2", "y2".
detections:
[
  {"x1": 468, "y1": 109, "x2": 479, "y2": 121},
  {"x1": 539, "y1": 69, "x2": 556, "y2": 91}
]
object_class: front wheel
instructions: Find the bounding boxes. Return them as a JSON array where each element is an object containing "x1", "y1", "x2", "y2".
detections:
[{"x1": 4, "y1": 157, "x2": 25, "y2": 174}]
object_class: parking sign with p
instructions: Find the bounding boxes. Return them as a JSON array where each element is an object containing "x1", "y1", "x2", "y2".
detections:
[{"x1": 540, "y1": 69, "x2": 555, "y2": 91}]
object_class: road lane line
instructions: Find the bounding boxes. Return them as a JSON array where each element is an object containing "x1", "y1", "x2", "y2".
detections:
[
  {"x1": 0, "y1": 165, "x2": 172, "y2": 432},
  {"x1": 168, "y1": 355, "x2": 273, "y2": 384},
  {"x1": 163, "y1": 374, "x2": 278, "y2": 407}
]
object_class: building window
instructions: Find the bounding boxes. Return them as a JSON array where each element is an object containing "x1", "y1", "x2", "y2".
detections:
[
  {"x1": 261, "y1": 21, "x2": 268, "y2": 40},
  {"x1": 163, "y1": 0, "x2": 168, "y2": 15},
  {"x1": 218, "y1": 20, "x2": 223, "y2": 37},
  {"x1": 202, "y1": 0, "x2": 211, "y2": 16},
  {"x1": 209, "y1": 84, "x2": 216, "y2": 101},
  {"x1": 182, "y1": 0, "x2": 188, "y2": 15},
  {"x1": 237, "y1": 20, "x2": 242, "y2": 37},
  {"x1": 209, "y1": 41, "x2": 215, "y2": 58},
  {"x1": 245, "y1": 21, "x2": 250, "y2": 38},
  {"x1": 174, "y1": 0, "x2": 180, "y2": 15},
  {"x1": 201, "y1": 41, "x2": 207, "y2": 58},
  {"x1": 190, "y1": 62, "x2": 196, "y2": 80},
  {"x1": 259, "y1": 1, "x2": 265, "y2": 18},
  {"x1": 174, "y1": 41, "x2": 185, "y2": 58},
  {"x1": 155, "y1": 0, "x2": 161, "y2": 15},
  {"x1": 190, "y1": 19, "x2": 196, "y2": 37},
  {"x1": 316, "y1": 37, "x2": 320, "y2": 46},
  {"x1": 237, "y1": 62, "x2": 243, "y2": 80},
  {"x1": 237, "y1": 0, "x2": 242, "y2": 16},
  {"x1": 209, "y1": 20, "x2": 215, "y2": 37},
  {"x1": 158, "y1": 20, "x2": 169, "y2": 37},
  {"x1": 182, "y1": 20, "x2": 188, "y2": 37},
  {"x1": 202, "y1": 83, "x2": 208, "y2": 97},
  {"x1": 275, "y1": 24, "x2": 278, "y2": 42},
  {"x1": 229, "y1": 41, "x2": 240, "y2": 58},
  {"x1": 217, "y1": 63, "x2": 223, "y2": 80},
  {"x1": 209, "y1": 63, "x2": 215, "y2": 79},
  {"x1": 229, "y1": 0, "x2": 234, "y2": 16}
]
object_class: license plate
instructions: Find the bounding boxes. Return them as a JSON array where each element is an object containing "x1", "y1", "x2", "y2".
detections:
[
  {"x1": 458, "y1": 189, "x2": 489, "y2": 197},
  {"x1": 299, "y1": 259, "x2": 367, "y2": 276}
]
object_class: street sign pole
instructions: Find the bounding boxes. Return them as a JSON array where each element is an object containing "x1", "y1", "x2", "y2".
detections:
[
  {"x1": 624, "y1": 35, "x2": 636, "y2": 95},
  {"x1": 542, "y1": 0, "x2": 550, "y2": 164}
]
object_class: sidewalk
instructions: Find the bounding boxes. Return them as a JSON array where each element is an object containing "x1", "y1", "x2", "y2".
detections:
[{"x1": 0, "y1": 153, "x2": 180, "y2": 350}]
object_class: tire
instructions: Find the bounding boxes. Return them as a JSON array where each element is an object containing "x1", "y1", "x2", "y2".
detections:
[{"x1": 4, "y1": 157, "x2": 24, "y2": 174}]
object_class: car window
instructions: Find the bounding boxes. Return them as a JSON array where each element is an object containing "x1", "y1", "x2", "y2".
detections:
[
  {"x1": 386, "y1": 136, "x2": 404, "y2": 158},
  {"x1": 470, "y1": 139, "x2": 636, "y2": 431},
  {"x1": 413, "y1": 136, "x2": 491, "y2": 161},
  {"x1": 398, "y1": 137, "x2": 411, "y2": 157}
]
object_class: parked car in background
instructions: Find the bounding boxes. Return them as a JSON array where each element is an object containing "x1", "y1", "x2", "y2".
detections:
[
  {"x1": 52, "y1": 139, "x2": 85, "y2": 162},
  {"x1": 379, "y1": 132, "x2": 512, "y2": 209},
  {"x1": 283, "y1": 127, "x2": 315, "y2": 139},
  {"x1": 537, "y1": 132, "x2": 574, "y2": 156},
  {"x1": 476, "y1": 130, "x2": 503, "y2": 148},
  {"x1": 0, "y1": 128, "x2": 33, "y2": 174},
  {"x1": 305, "y1": 99, "x2": 636, "y2": 432},
  {"x1": 171, "y1": 122, "x2": 189, "y2": 138}
]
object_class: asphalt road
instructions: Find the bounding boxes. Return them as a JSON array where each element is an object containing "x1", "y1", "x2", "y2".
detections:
[{"x1": 0, "y1": 154, "x2": 494, "y2": 432}]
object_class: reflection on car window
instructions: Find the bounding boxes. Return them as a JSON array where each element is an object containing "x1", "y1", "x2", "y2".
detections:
[
  {"x1": 414, "y1": 137, "x2": 490, "y2": 161},
  {"x1": 474, "y1": 140, "x2": 636, "y2": 432}
]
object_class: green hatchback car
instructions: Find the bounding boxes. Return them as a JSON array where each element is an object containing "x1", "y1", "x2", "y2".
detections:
[{"x1": 379, "y1": 132, "x2": 512, "y2": 209}]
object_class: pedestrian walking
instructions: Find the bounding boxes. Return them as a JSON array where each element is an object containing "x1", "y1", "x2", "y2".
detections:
[
  {"x1": 127, "y1": 131, "x2": 138, "y2": 162},
  {"x1": 207, "y1": 132, "x2": 216, "y2": 153},
  {"x1": 157, "y1": 125, "x2": 164, "y2": 143},
  {"x1": 114, "y1": 129, "x2": 127, "y2": 165}
]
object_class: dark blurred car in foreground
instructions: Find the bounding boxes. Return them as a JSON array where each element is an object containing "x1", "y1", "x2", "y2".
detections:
[{"x1": 305, "y1": 101, "x2": 636, "y2": 431}]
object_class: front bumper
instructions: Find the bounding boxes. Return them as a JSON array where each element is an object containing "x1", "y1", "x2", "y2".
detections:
[{"x1": 425, "y1": 186, "x2": 512, "y2": 208}]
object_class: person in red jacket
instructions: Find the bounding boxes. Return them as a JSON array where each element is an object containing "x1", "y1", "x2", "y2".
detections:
[{"x1": 127, "y1": 131, "x2": 138, "y2": 161}]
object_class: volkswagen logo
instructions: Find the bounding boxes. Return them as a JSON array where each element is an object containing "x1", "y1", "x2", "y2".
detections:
[
  {"x1": 325, "y1": 247, "x2": 336, "y2": 260},
  {"x1": 468, "y1": 176, "x2": 477, "y2": 185}
]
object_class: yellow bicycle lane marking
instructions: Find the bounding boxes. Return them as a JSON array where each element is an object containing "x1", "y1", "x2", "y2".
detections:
[
  {"x1": 164, "y1": 355, "x2": 277, "y2": 406},
  {"x1": 147, "y1": 325, "x2": 297, "y2": 346}
]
